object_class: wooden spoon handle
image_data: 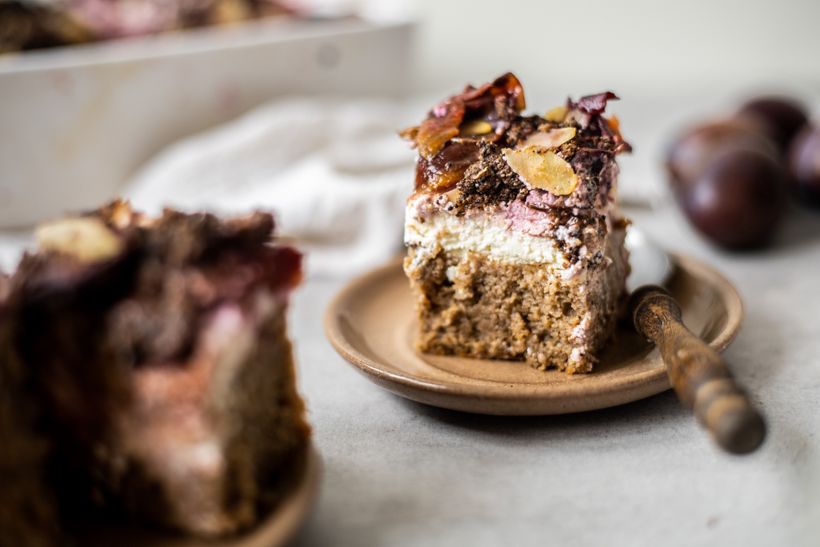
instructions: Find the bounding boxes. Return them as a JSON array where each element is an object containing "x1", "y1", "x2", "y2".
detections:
[{"x1": 628, "y1": 285, "x2": 766, "y2": 454}]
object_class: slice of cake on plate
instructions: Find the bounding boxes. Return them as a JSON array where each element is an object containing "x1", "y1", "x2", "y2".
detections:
[
  {"x1": 401, "y1": 73, "x2": 631, "y2": 373},
  {"x1": 0, "y1": 201, "x2": 309, "y2": 541}
]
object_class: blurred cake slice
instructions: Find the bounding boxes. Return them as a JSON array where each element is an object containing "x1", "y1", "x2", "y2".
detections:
[
  {"x1": 0, "y1": 202, "x2": 309, "y2": 539},
  {"x1": 401, "y1": 73, "x2": 631, "y2": 373}
]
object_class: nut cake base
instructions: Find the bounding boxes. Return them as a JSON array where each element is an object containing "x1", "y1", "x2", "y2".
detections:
[{"x1": 404, "y1": 228, "x2": 628, "y2": 373}]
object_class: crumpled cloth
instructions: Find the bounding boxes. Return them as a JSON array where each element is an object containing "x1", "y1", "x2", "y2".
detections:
[{"x1": 125, "y1": 97, "x2": 418, "y2": 278}]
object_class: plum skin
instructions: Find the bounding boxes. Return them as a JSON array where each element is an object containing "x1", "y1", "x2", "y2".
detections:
[
  {"x1": 788, "y1": 126, "x2": 820, "y2": 207},
  {"x1": 666, "y1": 119, "x2": 778, "y2": 200},
  {"x1": 682, "y1": 147, "x2": 786, "y2": 249},
  {"x1": 738, "y1": 97, "x2": 809, "y2": 152}
]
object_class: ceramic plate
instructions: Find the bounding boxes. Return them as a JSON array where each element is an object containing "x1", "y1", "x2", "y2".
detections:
[
  {"x1": 82, "y1": 444, "x2": 320, "y2": 547},
  {"x1": 325, "y1": 255, "x2": 743, "y2": 415}
]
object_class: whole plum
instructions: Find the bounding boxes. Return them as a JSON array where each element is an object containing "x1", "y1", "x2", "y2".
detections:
[
  {"x1": 681, "y1": 147, "x2": 786, "y2": 249},
  {"x1": 738, "y1": 96, "x2": 809, "y2": 152},
  {"x1": 666, "y1": 119, "x2": 778, "y2": 198},
  {"x1": 788, "y1": 126, "x2": 820, "y2": 207}
]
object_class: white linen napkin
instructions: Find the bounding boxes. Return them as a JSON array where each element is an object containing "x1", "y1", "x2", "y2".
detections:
[{"x1": 125, "y1": 97, "x2": 418, "y2": 278}]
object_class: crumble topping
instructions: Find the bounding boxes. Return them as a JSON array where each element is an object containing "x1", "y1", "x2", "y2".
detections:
[
  {"x1": 8, "y1": 201, "x2": 301, "y2": 368},
  {"x1": 402, "y1": 73, "x2": 631, "y2": 214}
]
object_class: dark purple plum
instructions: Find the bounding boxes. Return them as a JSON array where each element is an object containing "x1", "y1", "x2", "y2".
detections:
[
  {"x1": 682, "y1": 147, "x2": 786, "y2": 249},
  {"x1": 666, "y1": 119, "x2": 778, "y2": 199},
  {"x1": 788, "y1": 125, "x2": 820, "y2": 207},
  {"x1": 738, "y1": 96, "x2": 809, "y2": 152}
]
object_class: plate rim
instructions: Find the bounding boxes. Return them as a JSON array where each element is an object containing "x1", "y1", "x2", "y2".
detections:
[
  {"x1": 324, "y1": 253, "x2": 743, "y2": 414},
  {"x1": 235, "y1": 442, "x2": 322, "y2": 547},
  {"x1": 82, "y1": 442, "x2": 321, "y2": 546}
]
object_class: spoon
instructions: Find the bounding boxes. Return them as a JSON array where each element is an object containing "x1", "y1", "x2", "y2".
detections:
[{"x1": 625, "y1": 229, "x2": 766, "y2": 455}]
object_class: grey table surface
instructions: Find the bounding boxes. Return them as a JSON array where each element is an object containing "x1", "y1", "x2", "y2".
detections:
[{"x1": 288, "y1": 201, "x2": 820, "y2": 547}]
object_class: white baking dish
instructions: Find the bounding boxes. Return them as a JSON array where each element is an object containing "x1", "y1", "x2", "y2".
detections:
[{"x1": 0, "y1": 16, "x2": 414, "y2": 228}]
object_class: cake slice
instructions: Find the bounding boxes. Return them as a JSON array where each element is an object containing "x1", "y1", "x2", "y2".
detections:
[
  {"x1": 0, "y1": 201, "x2": 309, "y2": 540},
  {"x1": 401, "y1": 73, "x2": 631, "y2": 373},
  {"x1": 0, "y1": 272, "x2": 63, "y2": 547}
]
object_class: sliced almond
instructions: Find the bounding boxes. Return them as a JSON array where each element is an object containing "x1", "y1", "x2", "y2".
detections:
[
  {"x1": 544, "y1": 105, "x2": 568, "y2": 122},
  {"x1": 35, "y1": 217, "x2": 123, "y2": 262},
  {"x1": 459, "y1": 119, "x2": 493, "y2": 136},
  {"x1": 503, "y1": 148, "x2": 579, "y2": 195},
  {"x1": 443, "y1": 187, "x2": 462, "y2": 203},
  {"x1": 518, "y1": 127, "x2": 576, "y2": 150}
]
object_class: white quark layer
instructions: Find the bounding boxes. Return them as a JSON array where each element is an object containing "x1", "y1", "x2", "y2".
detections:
[{"x1": 404, "y1": 196, "x2": 567, "y2": 268}]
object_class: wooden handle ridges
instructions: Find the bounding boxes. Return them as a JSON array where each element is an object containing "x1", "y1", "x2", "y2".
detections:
[{"x1": 629, "y1": 285, "x2": 765, "y2": 454}]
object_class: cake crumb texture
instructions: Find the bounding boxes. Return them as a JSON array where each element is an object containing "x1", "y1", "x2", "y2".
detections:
[{"x1": 405, "y1": 228, "x2": 628, "y2": 373}]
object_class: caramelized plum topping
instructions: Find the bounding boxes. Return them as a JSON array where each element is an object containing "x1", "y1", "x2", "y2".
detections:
[
  {"x1": 416, "y1": 140, "x2": 482, "y2": 192},
  {"x1": 413, "y1": 100, "x2": 465, "y2": 159},
  {"x1": 564, "y1": 91, "x2": 619, "y2": 130},
  {"x1": 573, "y1": 91, "x2": 619, "y2": 115},
  {"x1": 402, "y1": 72, "x2": 526, "y2": 160}
]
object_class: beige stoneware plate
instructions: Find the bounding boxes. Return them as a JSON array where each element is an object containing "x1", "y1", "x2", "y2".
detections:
[
  {"x1": 83, "y1": 444, "x2": 320, "y2": 547},
  {"x1": 325, "y1": 255, "x2": 743, "y2": 415}
]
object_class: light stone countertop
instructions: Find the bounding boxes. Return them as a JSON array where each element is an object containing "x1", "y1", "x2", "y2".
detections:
[{"x1": 289, "y1": 201, "x2": 820, "y2": 547}]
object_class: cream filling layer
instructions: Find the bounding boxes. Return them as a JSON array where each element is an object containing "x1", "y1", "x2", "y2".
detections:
[{"x1": 404, "y1": 197, "x2": 568, "y2": 268}]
